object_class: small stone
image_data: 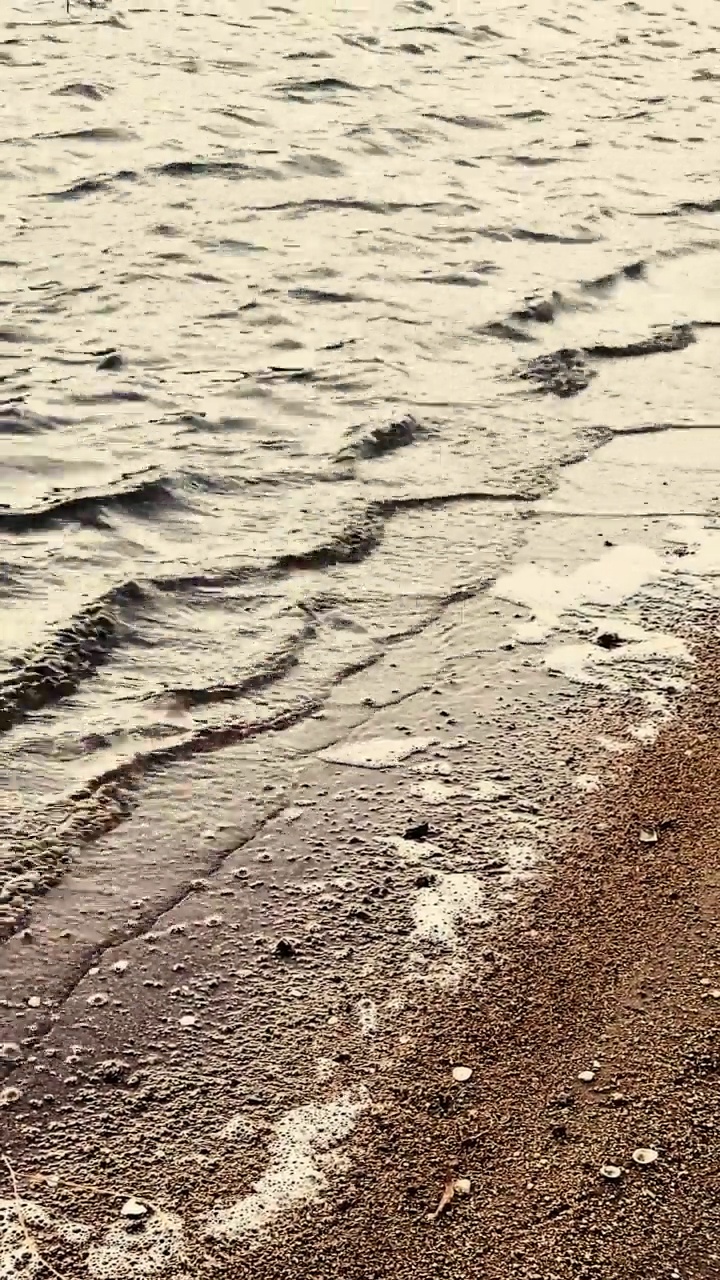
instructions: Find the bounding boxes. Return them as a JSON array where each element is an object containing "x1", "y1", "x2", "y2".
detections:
[
  {"x1": 98, "y1": 352, "x2": 124, "y2": 372},
  {"x1": 28, "y1": 996, "x2": 41, "y2": 1009},
  {"x1": 596, "y1": 632, "x2": 623, "y2": 650},
  {"x1": 452, "y1": 1066, "x2": 473, "y2": 1083},
  {"x1": 454, "y1": 1178, "x2": 471, "y2": 1195},
  {"x1": 600, "y1": 1164, "x2": 623, "y2": 1180},
  {"x1": 179, "y1": 1015, "x2": 197, "y2": 1028},
  {"x1": 112, "y1": 960, "x2": 129, "y2": 974},
  {"x1": 404, "y1": 822, "x2": 430, "y2": 841},
  {"x1": 87, "y1": 993, "x2": 108, "y2": 1007},
  {"x1": 0, "y1": 1043, "x2": 23, "y2": 1063},
  {"x1": 632, "y1": 1147, "x2": 659, "y2": 1166},
  {"x1": 120, "y1": 1197, "x2": 148, "y2": 1219},
  {"x1": 578, "y1": 1070, "x2": 595, "y2": 1083},
  {"x1": 639, "y1": 828, "x2": 658, "y2": 844},
  {"x1": 274, "y1": 939, "x2": 296, "y2": 960},
  {"x1": 0, "y1": 1086, "x2": 23, "y2": 1107}
]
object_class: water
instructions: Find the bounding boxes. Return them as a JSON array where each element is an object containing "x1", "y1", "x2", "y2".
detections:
[{"x1": 2, "y1": 0, "x2": 720, "y2": 863}]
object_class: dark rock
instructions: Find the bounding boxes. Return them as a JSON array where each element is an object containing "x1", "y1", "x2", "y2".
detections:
[
  {"x1": 404, "y1": 821, "x2": 430, "y2": 841},
  {"x1": 415, "y1": 873, "x2": 436, "y2": 889},
  {"x1": 274, "y1": 939, "x2": 296, "y2": 960},
  {"x1": 97, "y1": 352, "x2": 124, "y2": 371},
  {"x1": 596, "y1": 631, "x2": 624, "y2": 650}
]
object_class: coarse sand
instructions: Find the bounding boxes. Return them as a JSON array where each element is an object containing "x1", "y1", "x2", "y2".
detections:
[{"x1": 228, "y1": 643, "x2": 719, "y2": 1280}]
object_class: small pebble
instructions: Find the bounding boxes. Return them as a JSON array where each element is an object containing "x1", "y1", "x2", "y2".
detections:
[
  {"x1": 120, "y1": 1197, "x2": 148, "y2": 1219},
  {"x1": 600, "y1": 1164, "x2": 623, "y2": 1181},
  {"x1": 179, "y1": 1015, "x2": 197, "y2": 1028},
  {"x1": 578, "y1": 1070, "x2": 595, "y2": 1083},
  {"x1": 28, "y1": 996, "x2": 41, "y2": 1009},
  {"x1": 452, "y1": 1066, "x2": 473, "y2": 1083}
]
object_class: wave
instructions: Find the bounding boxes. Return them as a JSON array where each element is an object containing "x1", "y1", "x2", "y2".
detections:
[
  {"x1": 0, "y1": 583, "x2": 144, "y2": 736},
  {"x1": 0, "y1": 475, "x2": 176, "y2": 532},
  {"x1": 51, "y1": 82, "x2": 108, "y2": 100},
  {"x1": 45, "y1": 171, "x2": 139, "y2": 200},
  {"x1": 152, "y1": 159, "x2": 253, "y2": 179},
  {"x1": 277, "y1": 77, "x2": 363, "y2": 95},
  {"x1": 518, "y1": 325, "x2": 698, "y2": 397},
  {"x1": 336, "y1": 414, "x2": 427, "y2": 461}
]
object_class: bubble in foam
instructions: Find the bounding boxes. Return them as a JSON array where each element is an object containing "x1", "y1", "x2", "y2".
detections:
[{"x1": 204, "y1": 1089, "x2": 369, "y2": 1241}]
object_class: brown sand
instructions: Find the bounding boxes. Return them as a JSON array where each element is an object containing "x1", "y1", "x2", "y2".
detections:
[
  {"x1": 233, "y1": 647, "x2": 719, "y2": 1280},
  {"x1": 3, "y1": 642, "x2": 718, "y2": 1280}
]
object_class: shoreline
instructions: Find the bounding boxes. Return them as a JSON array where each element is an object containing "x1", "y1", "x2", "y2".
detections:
[{"x1": 2, "y1": 426, "x2": 720, "y2": 1278}]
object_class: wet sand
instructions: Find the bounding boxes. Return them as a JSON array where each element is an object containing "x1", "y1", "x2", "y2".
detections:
[
  {"x1": 247, "y1": 643, "x2": 720, "y2": 1280},
  {"x1": 1, "y1": 635, "x2": 718, "y2": 1278},
  {"x1": 2, "y1": 424, "x2": 720, "y2": 1278}
]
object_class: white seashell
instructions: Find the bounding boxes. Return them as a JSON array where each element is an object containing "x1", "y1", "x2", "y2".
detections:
[{"x1": 632, "y1": 1147, "x2": 659, "y2": 1166}]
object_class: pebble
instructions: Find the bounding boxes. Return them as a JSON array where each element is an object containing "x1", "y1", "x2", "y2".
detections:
[
  {"x1": 600, "y1": 1164, "x2": 623, "y2": 1180},
  {"x1": 28, "y1": 996, "x2": 41, "y2": 1009},
  {"x1": 577, "y1": 1070, "x2": 595, "y2": 1083},
  {"x1": 120, "y1": 1197, "x2": 148, "y2": 1218},
  {"x1": 632, "y1": 1147, "x2": 659, "y2": 1166},
  {"x1": 274, "y1": 939, "x2": 296, "y2": 960},
  {"x1": 179, "y1": 1015, "x2": 197, "y2": 1028},
  {"x1": 452, "y1": 1066, "x2": 473, "y2": 1083},
  {"x1": 0, "y1": 1043, "x2": 23, "y2": 1063}
]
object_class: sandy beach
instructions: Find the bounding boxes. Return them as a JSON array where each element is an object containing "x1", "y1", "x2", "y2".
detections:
[
  {"x1": 1, "y1": 423, "x2": 719, "y2": 1278},
  {"x1": 2, "y1": 2, "x2": 720, "y2": 1268}
]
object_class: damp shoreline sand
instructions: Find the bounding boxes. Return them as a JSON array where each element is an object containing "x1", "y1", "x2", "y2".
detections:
[
  {"x1": 244, "y1": 637, "x2": 719, "y2": 1280},
  {"x1": 2, "y1": 429, "x2": 720, "y2": 1278}
]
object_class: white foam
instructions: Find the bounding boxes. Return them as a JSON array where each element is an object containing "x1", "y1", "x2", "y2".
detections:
[
  {"x1": 204, "y1": 1089, "x2": 369, "y2": 1241},
  {"x1": 492, "y1": 545, "x2": 666, "y2": 642},
  {"x1": 574, "y1": 773, "x2": 602, "y2": 793},
  {"x1": 409, "y1": 777, "x2": 504, "y2": 805},
  {"x1": 412, "y1": 872, "x2": 486, "y2": 947},
  {"x1": 87, "y1": 1210, "x2": 187, "y2": 1279},
  {"x1": 545, "y1": 624, "x2": 691, "y2": 688},
  {"x1": 318, "y1": 736, "x2": 437, "y2": 769},
  {"x1": 1, "y1": 1199, "x2": 91, "y2": 1280},
  {"x1": 630, "y1": 719, "x2": 660, "y2": 743},
  {"x1": 357, "y1": 997, "x2": 378, "y2": 1036}
]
